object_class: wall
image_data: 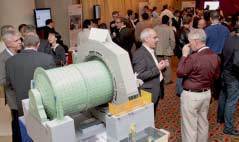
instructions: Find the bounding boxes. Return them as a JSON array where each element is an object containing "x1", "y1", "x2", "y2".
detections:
[
  {"x1": 81, "y1": 0, "x2": 185, "y2": 25},
  {"x1": 149, "y1": 0, "x2": 182, "y2": 11},
  {"x1": 0, "y1": 0, "x2": 192, "y2": 48},
  {"x1": 81, "y1": 0, "x2": 149, "y2": 24},
  {"x1": 35, "y1": 0, "x2": 73, "y2": 46},
  {"x1": 0, "y1": 0, "x2": 35, "y2": 29}
]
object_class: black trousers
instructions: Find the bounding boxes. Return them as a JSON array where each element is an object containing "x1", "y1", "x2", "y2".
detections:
[
  {"x1": 11, "y1": 109, "x2": 22, "y2": 142},
  {"x1": 160, "y1": 80, "x2": 165, "y2": 99},
  {"x1": 141, "y1": 88, "x2": 161, "y2": 115}
]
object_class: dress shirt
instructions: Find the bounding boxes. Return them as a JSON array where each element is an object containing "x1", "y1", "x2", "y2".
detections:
[
  {"x1": 5, "y1": 47, "x2": 14, "y2": 56},
  {"x1": 24, "y1": 47, "x2": 37, "y2": 51},
  {"x1": 177, "y1": 47, "x2": 220, "y2": 90},
  {"x1": 143, "y1": 44, "x2": 163, "y2": 81}
]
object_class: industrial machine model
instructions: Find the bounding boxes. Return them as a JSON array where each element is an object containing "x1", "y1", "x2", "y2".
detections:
[{"x1": 22, "y1": 28, "x2": 169, "y2": 142}]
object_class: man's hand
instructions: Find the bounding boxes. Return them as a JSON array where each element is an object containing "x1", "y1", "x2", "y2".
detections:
[
  {"x1": 158, "y1": 60, "x2": 166, "y2": 70},
  {"x1": 164, "y1": 59, "x2": 170, "y2": 67},
  {"x1": 182, "y1": 44, "x2": 191, "y2": 57}
]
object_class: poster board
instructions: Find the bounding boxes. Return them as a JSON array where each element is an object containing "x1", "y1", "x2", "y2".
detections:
[
  {"x1": 181, "y1": 1, "x2": 196, "y2": 9},
  {"x1": 68, "y1": 4, "x2": 82, "y2": 49},
  {"x1": 204, "y1": 1, "x2": 220, "y2": 10}
]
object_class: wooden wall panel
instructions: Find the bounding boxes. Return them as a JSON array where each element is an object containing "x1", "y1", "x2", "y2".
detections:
[{"x1": 82, "y1": 0, "x2": 149, "y2": 24}]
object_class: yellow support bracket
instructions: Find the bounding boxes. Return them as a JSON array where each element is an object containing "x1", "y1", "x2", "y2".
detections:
[{"x1": 108, "y1": 90, "x2": 152, "y2": 116}]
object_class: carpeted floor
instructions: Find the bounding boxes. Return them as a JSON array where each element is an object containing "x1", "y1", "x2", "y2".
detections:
[{"x1": 154, "y1": 57, "x2": 239, "y2": 142}]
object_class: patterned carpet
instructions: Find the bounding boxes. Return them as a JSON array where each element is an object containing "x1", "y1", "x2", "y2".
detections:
[{"x1": 154, "y1": 57, "x2": 239, "y2": 142}]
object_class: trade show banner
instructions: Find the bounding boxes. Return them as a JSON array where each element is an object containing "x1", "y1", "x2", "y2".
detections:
[{"x1": 68, "y1": 4, "x2": 82, "y2": 49}]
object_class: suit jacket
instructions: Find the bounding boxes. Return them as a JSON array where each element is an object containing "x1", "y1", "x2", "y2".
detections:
[
  {"x1": 6, "y1": 49, "x2": 55, "y2": 115},
  {"x1": 110, "y1": 20, "x2": 119, "y2": 42},
  {"x1": 38, "y1": 39, "x2": 51, "y2": 54},
  {"x1": 132, "y1": 46, "x2": 161, "y2": 104},
  {"x1": 43, "y1": 26, "x2": 56, "y2": 39},
  {"x1": 154, "y1": 24, "x2": 175, "y2": 56},
  {"x1": 0, "y1": 41, "x2": 6, "y2": 54},
  {"x1": 0, "y1": 50, "x2": 11, "y2": 85},
  {"x1": 50, "y1": 44, "x2": 66, "y2": 66},
  {"x1": 0, "y1": 49, "x2": 17, "y2": 109},
  {"x1": 115, "y1": 27, "x2": 135, "y2": 53}
]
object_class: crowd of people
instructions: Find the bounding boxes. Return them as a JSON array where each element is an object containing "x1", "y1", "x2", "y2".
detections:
[
  {"x1": 1, "y1": 4, "x2": 239, "y2": 142},
  {"x1": 0, "y1": 19, "x2": 67, "y2": 141}
]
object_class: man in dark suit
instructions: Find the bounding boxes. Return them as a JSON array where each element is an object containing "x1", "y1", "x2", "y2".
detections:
[
  {"x1": 115, "y1": 17, "x2": 135, "y2": 61},
  {"x1": 43, "y1": 19, "x2": 56, "y2": 40},
  {"x1": 132, "y1": 28, "x2": 169, "y2": 113},
  {"x1": 6, "y1": 34, "x2": 55, "y2": 116},
  {"x1": 110, "y1": 11, "x2": 119, "y2": 42},
  {"x1": 0, "y1": 29, "x2": 22, "y2": 142},
  {"x1": 22, "y1": 25, "x2": 51, "y2": 54}
]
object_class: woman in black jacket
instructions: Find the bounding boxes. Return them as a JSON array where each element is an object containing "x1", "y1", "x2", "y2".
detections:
[{"x1": 48, "y1": 32, "x2": 66, "y2": 66}]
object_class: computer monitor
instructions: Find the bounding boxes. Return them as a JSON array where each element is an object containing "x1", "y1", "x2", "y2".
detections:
[
  {"x1": 204, "y1": 1, "x2": 220, "y2": 10},
  {"x1": 34, "y1": 8, "x2": 52, "y2": 28}
]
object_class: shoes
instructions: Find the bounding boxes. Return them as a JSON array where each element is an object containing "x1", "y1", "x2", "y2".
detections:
[{"x1": 223, "y1": 129, "x2": 239, "y2": 136}]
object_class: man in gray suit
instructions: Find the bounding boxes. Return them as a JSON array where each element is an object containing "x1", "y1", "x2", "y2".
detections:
[
  {"x1": 22, "y1": 24, "x2": 51, "y2": 54},
  {"x1": 6, "y1": 34, "x2": 55, "y2": 142},
  {"x1": 6, "y1": 33, "x2": 55, "y2": 116},
  {"x1": 132, "y1": 28, "x2": 169, "y2": 113},
  {"x1": 154, "y1": 15, "x2": 175, "y2": 84},
  {"x1": 0, "y1": 29, "x2": 22, "y2": 142}
]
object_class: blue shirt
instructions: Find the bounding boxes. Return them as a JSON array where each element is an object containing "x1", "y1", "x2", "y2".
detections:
[{"x1": 205, "y1": 23, "x2": 229, "y2": 54}]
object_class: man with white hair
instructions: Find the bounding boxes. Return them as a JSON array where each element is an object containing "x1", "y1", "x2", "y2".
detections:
[
  {"x1": 132, "y1": 28, "x2": 168, "y2": 113},
  {"x1": 6, "y1": 34, "x2": 55, "y2": 117},
  {"x1": 0, "y1": 29, "x2": 22, "y2": 142},
  {"x1": 177, "y1": 29, "x2": 220, "y2": 142},
  {"x1": 0, "y1": 25, "x2": 16, "y2": 53}
]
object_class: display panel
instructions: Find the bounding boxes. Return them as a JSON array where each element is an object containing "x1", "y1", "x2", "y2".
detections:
[
  {"x1": 34, "y1": 8, "x2": 52, "y2": 28},
  {"x1": 204, "y1": 1, "x2": 220, "y2": 10}
]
